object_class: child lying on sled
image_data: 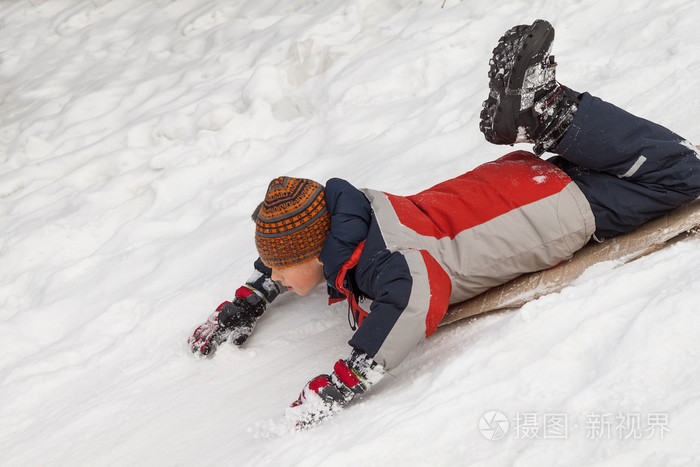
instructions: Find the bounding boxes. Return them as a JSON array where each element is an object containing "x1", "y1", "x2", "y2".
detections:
[{"x1": 188, "y1": 19, "x2": 700, "y2": 427}]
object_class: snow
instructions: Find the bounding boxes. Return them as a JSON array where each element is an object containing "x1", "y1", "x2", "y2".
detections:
[{"x1": 2, "y1": 1, "x2": 700, "y2": 465}]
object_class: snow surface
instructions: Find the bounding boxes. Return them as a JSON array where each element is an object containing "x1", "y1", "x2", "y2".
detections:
[{"x1": 2, "y1": 1, "x2": 700, "y2": 466}]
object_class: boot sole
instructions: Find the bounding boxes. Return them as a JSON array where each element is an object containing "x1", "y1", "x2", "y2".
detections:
[{"x1": 481, "y1": 20, "x2": 555, "y2": 145}]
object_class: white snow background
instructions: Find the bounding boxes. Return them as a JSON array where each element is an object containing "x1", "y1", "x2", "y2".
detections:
[{"x1": 2, "y1": 1, "x2": 700, "y2": 466}]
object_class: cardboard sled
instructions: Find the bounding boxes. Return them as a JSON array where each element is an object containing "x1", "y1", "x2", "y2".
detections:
[{"x1": 441, "y1": 174, "x2": 700, "y2": 326}]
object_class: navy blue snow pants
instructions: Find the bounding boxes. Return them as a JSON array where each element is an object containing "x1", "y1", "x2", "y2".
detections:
[{"x1": 548, "y1": 93, "x2": 700, "y2": 239}]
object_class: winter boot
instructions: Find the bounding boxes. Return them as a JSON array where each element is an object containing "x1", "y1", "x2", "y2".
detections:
[{"x1": 479, "y1": 19, "x2": 580, "y2": 155}]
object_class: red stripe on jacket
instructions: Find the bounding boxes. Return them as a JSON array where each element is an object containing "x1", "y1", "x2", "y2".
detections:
[{"x1": 384, "y1": 151, "x2": 573, "y2": 239}]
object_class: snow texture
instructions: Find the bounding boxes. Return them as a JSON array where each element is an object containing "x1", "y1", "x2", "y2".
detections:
[{"x1": 2, "y1": 1, "x2": 700, "y2": 466}]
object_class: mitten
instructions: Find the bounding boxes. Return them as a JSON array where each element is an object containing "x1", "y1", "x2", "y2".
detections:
[{"x1": 286, "y1": 351, "x2": 385, "y2": 429}]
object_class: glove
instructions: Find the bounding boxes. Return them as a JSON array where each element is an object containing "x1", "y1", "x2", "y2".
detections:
[
  {"x1": 188, "y1": 286, "x2": 266, "y2": 356},
  {"x1": 188, "y1": 301, "x2": 230, "y2": 356},
  {"x1": 286, "y1": 351, "x2": 385, "y2": 429}
]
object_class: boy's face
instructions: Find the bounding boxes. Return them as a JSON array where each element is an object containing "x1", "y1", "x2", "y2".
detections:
[{"x1": 270, "y1": 258, "x2": 325, "y2": 296}]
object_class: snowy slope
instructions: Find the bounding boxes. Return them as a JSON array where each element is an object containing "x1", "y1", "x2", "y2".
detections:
[{"x1": 2, "y1": 1, "x2": 700, "y2": 465}]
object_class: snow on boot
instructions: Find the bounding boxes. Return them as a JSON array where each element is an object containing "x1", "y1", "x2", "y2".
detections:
[{"x1": 479, "y1": 19, "x2": 580, "y2": 155}]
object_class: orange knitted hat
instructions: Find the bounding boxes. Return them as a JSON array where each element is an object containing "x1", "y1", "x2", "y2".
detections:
[{"x1": 254, "y1": 177, "x2": 331, "y2": 268}]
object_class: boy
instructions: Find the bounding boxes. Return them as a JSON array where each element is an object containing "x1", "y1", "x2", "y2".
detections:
[{"x1": 189, "y1": 20, "x2": 700, "y2": 427}]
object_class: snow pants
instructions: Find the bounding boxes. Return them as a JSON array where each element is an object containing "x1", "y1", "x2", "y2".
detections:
[{"x1": 548, "y1": 93, "x2": 700, "y2": 239}]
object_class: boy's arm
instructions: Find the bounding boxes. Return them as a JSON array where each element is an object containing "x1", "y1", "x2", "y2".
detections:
[
  {"x1": 188, "y1": 258, "x2": 287, "y2": 356},
  {"x1": 286, "y1": 249, "x2": 451, "y2": 428},
  {"x1": 349, "y1": 248, "x2": 451, "y2": 370}
]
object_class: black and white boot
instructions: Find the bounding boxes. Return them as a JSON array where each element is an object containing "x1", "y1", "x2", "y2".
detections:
[{"x1": 479, "y1": 19, "x2": 580, "y2": 155}]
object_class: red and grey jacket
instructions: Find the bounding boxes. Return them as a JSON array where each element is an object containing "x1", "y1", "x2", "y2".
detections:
[{"x1": 319, "y1": 151, "x2": 595, "y2": 372}]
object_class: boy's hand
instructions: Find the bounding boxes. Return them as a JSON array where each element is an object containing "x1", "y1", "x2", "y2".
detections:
[
  {"x1": 188, "y1": 287, "x2": 267, "y2": 356},
  {"x1": 188, "y1": 301, "x2": 234, "y2": 356},
  {"x1": 285, "y1": 354, "x2": 385, "y2": 429},
  {"x1": 285, "y1": 374, "x2": 343, "y2": 429}
]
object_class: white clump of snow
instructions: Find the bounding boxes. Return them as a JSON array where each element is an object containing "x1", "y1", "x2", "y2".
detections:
[{"x1": 2, "y1": 1, "x2": 700, "y2": 466}]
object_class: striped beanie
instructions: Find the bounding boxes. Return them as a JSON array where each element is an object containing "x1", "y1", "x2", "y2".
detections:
[{"x1": 254, "y1": 176, "x2": 331, "y2": 268}]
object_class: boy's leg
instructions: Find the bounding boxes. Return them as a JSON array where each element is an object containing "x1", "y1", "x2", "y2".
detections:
[
  {"x1": 480, "y1": 20, "x2": 700, "y2": 238},
  {"x1": 548, "y1": 153, "x2": 700, "y2": 238},
  {"x1": 555, "y1": 92, "x2": 700, "y2": 187},
  {"x1": 549, "y1": 93, "x2": 700, "y2": 238}
]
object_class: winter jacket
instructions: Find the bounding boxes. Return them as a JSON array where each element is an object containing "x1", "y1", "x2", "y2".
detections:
[{"x1": 319, "y1": 150, "x2": 595, "y2": 371}]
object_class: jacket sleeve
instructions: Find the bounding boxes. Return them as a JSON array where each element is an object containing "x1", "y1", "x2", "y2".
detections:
[
  {"x1": 320, "y1": 178, "x2": 373, "y2": 278},
  {"x1": 348, "y1": 248, "x2": 452, "y2": 372}
]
